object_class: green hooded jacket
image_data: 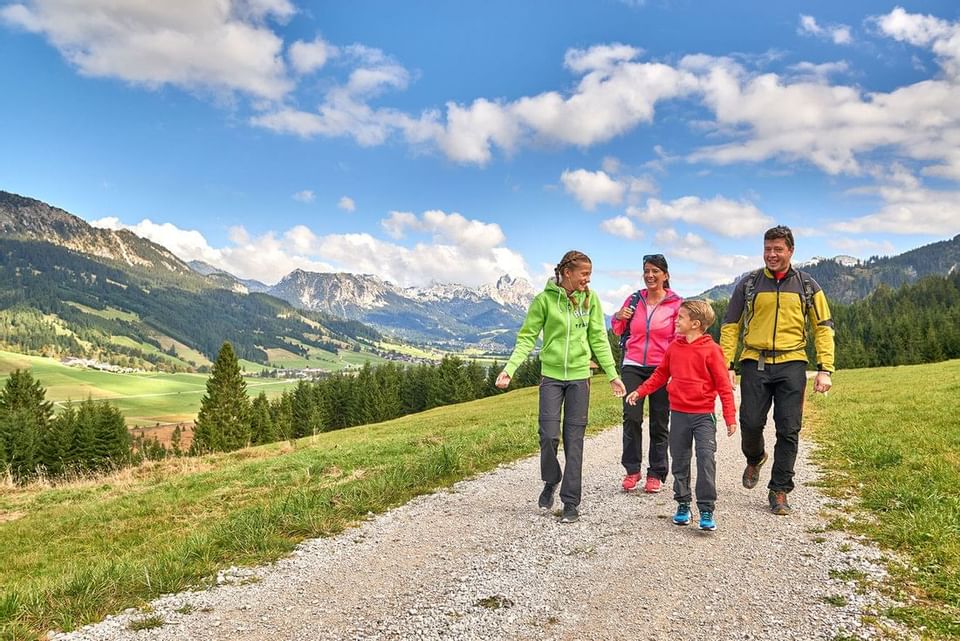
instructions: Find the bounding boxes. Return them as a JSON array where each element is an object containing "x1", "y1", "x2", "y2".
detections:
[{"x1": 504, "y1": 278, "x2": 619, "y2": 382}]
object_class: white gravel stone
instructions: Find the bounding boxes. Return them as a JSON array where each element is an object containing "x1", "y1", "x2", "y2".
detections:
[{"x1": 52, "y1": 407, "x2": 918, "y2": 641}]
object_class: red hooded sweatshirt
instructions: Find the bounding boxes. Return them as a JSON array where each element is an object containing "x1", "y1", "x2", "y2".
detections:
[{"x1": 634, "y1": 334, "x2": 737, "y2": 426}]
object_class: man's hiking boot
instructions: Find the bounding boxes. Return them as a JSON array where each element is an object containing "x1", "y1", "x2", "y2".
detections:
[
  {"x1": 643, "y1": 476, "x2": 663, "y2": 493},
  {"x1": 699, "y1": 511, "x2": 717, "y2": 531},
  {"x1": 560, "y1": 503, "x2": 580, "y2": 523},
  {"x1": 672, "y1": 502, "x2": 691, "y2": 526},
  {"x1": 538, "y1": 483, "x2": 557, "y2": 510},
  {"x1": 742, "y1": 452, "x2": 768, "y2": 489},
  {"x1": 768, "y1": 490, "x2": 792, "y2": 516},
  {"x1": 622, "y1": 472, "x2": 642, "y2": 492}
]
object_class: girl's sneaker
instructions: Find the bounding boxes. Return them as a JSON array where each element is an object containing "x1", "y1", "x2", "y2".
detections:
[
  {"x1": 699, "y1": 511, "x2": 717, "y2": 531},
  {"x1": 672, "y1": 502, "x2": 691, "y2": 526},
  {"x1": 643, "y1": 476, "x2": 662, "y2": 493}
]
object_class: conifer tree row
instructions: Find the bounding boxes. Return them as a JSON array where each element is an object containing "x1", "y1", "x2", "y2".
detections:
[{"x1": 0, "y1": 369, "x2": 134, "y2": 483}]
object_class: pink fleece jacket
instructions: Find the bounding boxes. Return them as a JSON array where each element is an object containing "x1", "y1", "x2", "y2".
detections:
[{"x1": 610, "y1": 289, "x2": 683, "y2": 367}]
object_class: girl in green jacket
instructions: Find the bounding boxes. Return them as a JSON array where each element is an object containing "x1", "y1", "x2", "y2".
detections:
[{"x1": 496, "y1": 250, "x2": 626, "y2": 523}]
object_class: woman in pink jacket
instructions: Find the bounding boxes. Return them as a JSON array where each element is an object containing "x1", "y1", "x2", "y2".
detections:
[{"x1": 610, "y1": 254, "x2": 682, "y2": 493}]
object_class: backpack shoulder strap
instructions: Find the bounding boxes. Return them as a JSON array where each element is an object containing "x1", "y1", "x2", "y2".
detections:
[
  {"x1": 618, "y1": 289, "x2": 645, "y2": 348},
  {"x1": 795, "y1": 269, "x2": 818, "y2": 319}
]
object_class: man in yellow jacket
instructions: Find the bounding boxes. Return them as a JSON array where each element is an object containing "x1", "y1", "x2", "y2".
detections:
[{"x1": 720, "y1": 225, "x2": 835, "y2": 516}]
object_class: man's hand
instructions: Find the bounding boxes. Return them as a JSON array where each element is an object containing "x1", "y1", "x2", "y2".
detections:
[
  {"x1": 728, "y1": 370, "x2": 737, "y2": 389},
  {"x1": 495, "y1": 371, "x2": 511, "y2": 389},
  {"x1": 625, "y1": 391, "x2": 640, "y2": 406},
  {"x1": 814, "y1": 371, "x2": 832, "y2": 394},
  {"x1": 610, "y1": 378, "x2": 626, "y2": 398},
  {"x1": 726, "y1": 421, "x2": 738, "y2": 437}
]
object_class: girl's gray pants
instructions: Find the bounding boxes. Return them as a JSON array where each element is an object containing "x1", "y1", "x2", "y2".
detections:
[{"x1": 538, "y1": 376, "x2": 591, "y2": 507}]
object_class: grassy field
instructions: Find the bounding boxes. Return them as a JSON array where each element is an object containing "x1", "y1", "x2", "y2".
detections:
[
  {"x1": 0, "y1": 351, "x2": 299, "y2": 426},
  {"x1": 0, "y1": 377, "x2": 624, "y2": 640},
  {"x1": 806, "y1": 359, "x2": 960, "y2": 639}
]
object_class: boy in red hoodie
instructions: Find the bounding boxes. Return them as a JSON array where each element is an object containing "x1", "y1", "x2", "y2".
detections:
[{"x1": 626, "y1": 300, "x2": 737, "y2": 531}]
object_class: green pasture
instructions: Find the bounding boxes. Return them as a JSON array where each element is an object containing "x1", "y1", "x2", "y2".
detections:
[
  {"x1": 0, "y1": 376, "x2": 623, "y2": 640},
  {"x1": 0, "y1": 351, "x2": 299, "y2": 426},
  {"x1": 807, "y1": 359, "x2": 960, "y2": 639}
]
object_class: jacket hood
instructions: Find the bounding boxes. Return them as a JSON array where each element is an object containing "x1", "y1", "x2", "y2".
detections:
[
  {"x1": 675, "y1": 333, "x2": 717, "y2": 348},
  {"x1": 544, "y1": 277, "x2": 590, "y2": 307}
]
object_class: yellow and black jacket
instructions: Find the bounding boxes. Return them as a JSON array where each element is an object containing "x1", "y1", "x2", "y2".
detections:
[{"x1": 719, "y1": 267, "x2": 835, "y2": 372}]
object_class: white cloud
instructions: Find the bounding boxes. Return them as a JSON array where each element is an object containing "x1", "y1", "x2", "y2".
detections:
[
  {"x1": 292, "y1": 189, "x2": 315, "y2": 203},
  {"x1": 650, "y1": 227, "x2": 759, "y2": 290},
  {"x1": 563, "y1": 43, "x2": 642, "y2": 74},
  {"x1": 89, "y1": 210, "x2": 530, "y2": 286},
  {"x1": 600, "y1": 215, "x2": 643, "y2": 240},
  {"x1": 561, "y1": 169, "x2": 625, "y2": 210},
  {"x1": 831, "y1": 183, "x2": 960, "y2": 235},
  {"x1": 827, "y1": 237, "x2": 896, "y2": 256},
  {"x1": 626, "y1": 195, "x2": 773, "y2": 237},
  {"x1": 798, "y1": 14, "x2": 853, "y2": 45},
  {"x1": 90, "y1": 216, "x2": 223, "y2": 265},
  {"x1": 687, "y1": 39, "x2": 960, "y2": 180},
  {"x1": 288, "y1": 36, "x2": 337, "y2": 74},
  {"x1": 338, "y1": 196, "x2": 356, "y2": 212},
  {"x1": 0, "y1": 0, "x2": 294, "y2": 100},
  {"x1": 875, "y1": 6, "x2": 960, "y2": 77}
]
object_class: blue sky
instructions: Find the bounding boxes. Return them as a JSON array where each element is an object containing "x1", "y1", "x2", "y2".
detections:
[{"x1": 2, "y1": 0, "x2": 959, "y2": 310}]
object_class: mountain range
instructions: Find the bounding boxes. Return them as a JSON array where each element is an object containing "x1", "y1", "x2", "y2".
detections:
[
  {"x1": 696, "y1": 237, "x2": 960, "y2": 303},
  {"x1": 2, "y1": 188, "x2": 960, "y2": 367}
]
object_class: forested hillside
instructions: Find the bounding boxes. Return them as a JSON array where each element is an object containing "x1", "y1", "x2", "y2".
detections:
[
  {"x1": 0, "y1": 239, "x2": 379, "y2": 368},
  {"x1": 705, "y1": 272, "x2": 960, "y2": 370},
  {"x1": 698, "y1": 234, "x2": 960, "y2": 303}
]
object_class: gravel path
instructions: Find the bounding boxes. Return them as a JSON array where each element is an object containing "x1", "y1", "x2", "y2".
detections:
[{"x1": 55, "y1": 410, "x2": 915, "y2": 641}]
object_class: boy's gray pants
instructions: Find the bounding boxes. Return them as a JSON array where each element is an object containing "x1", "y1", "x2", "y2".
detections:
[
  {"x1": 669, "y1": 410, "x2": 718, "y2": 512},
  {"x1": 539, "y1": 376, "x2": 591, "y2": 507}
]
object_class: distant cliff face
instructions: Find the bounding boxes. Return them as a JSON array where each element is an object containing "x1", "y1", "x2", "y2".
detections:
[
  {"x1": 0, "y1": 191, "x2": 195, "y2": 278},
  {"x1": 265, "y1": 270, "x2": 536, "y2": 348}
]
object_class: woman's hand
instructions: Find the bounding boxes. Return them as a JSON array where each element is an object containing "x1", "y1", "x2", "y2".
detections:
[
  {"x1": 610, "y1": 378, "x2": 626, "y2": 398},
  {"x1": 615, "y1": 306, "x2": 635, "y2": 321},
  {"x1": 495, "y1": 371, "x2": 511, "y2": 389},
  {"x1": 625, "y1": 390, "x2": 640, "y2": 405}
]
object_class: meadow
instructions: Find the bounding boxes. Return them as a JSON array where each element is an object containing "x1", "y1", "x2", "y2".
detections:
[
  {"x1": 0, "y1": 351, "x2": 300, "y2": 426},
  {"x1": 806, "y1": 359, "x2": 960, "y2": 639},
  {"x1": 0, "y1": 377, "x2": 623, "y2": 640},
  {"x1": 1, "y1": 360, "x2": 957, "y2": 640}
]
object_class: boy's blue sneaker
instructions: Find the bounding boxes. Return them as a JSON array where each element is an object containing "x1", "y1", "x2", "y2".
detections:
[
  {"x1": 672, "y1": 502, "x2": 691, "y2": 526},
  {"x1": 699, "y1": 511, "x2": 717, "y2": 531}
]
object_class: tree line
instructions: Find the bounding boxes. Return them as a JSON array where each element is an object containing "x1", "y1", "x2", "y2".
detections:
[
  {"x1": 0, "y1": 370, "x2": 132, "y2": 482},
  {"x1": 0, "y1": 342, "x2": 543, "y2": 482},
  {"x1": 189, "y1": 342, "x2": 543, "y2": 454}
]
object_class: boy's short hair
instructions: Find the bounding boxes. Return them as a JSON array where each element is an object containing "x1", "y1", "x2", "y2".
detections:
[{"x1": 681, "y1": 299, "x2": 716, "y2": 329}]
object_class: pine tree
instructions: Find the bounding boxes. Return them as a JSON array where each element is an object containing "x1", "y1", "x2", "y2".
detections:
[
  {"x1": 2, "y1": 407, "x2": 38, "y2": 482},
  {"x1": 68, "y1": 399, "x2": 98, "y2": 472},
  {"x1": 192, "y1": 342, "x2": 251, "y2": 453},
  {"x1": 93, "y1": 401, "x2": 131, "y2": 471},
  {"x1": 0, "y1": 369, "x2": 54, "y2": 481},
  {"x1": 291, "y1": 380, "x2": 318, "y2": 438},
  {"x1": 249, "y1": 392, "x2": 277, "y2": 445},
  {"x1": 170, "y1": 424, "x2": 183, "y2": 456}
]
